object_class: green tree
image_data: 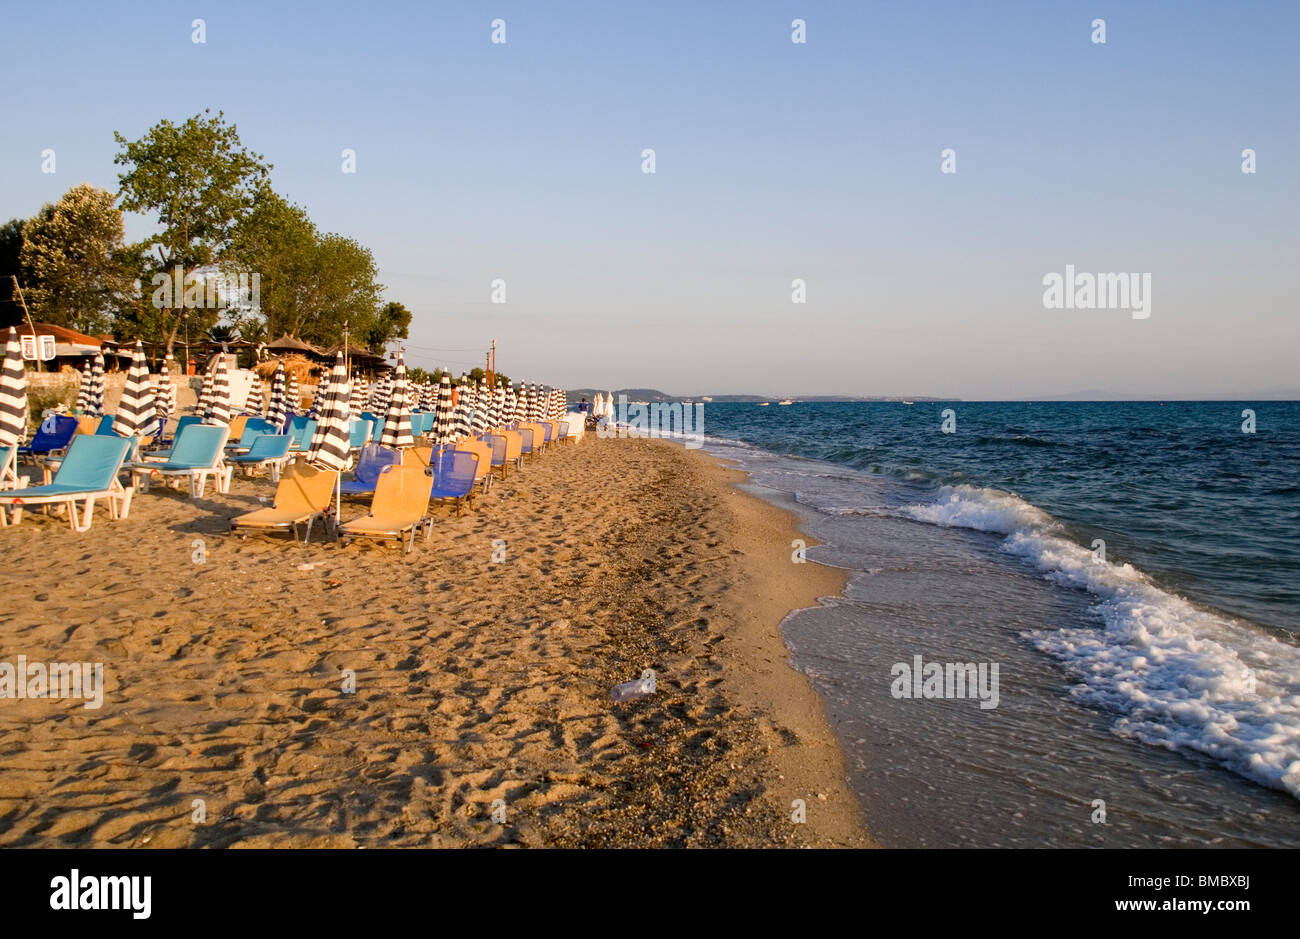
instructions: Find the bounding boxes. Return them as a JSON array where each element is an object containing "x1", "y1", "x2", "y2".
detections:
[
  {"x1": 114, "y1": 110, "x2": 271, "y2": 356},
  {"x1": 18, "y1": 184, "x2": 136, "y2": 334},
  {"x1": 361, "y1": 301, "x2": 411, "y2": 353},
  {"x1": 0, "y1": 218, "x2": 30, "y2": 328},
  {"x1": 226, "y1": 187, "x2": 383, "y2": 347}
]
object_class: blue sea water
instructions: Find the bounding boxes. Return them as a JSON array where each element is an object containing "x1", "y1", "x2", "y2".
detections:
[{"x1": 695, "y1": 401, "x2": 1300, "y2": 846}]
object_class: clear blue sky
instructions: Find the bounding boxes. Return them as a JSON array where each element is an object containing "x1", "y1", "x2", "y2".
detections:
[{"x1": 3, "y1": 0, "x2": 1296, "y2": 397}]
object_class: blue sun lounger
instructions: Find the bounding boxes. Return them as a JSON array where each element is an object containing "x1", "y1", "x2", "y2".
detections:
[
  {"x1": 129, "y1": 424, "x2": 231, "y2": 497},
  {"x1": 0, "y1": 434, "x2": 135, "y2": 531}
]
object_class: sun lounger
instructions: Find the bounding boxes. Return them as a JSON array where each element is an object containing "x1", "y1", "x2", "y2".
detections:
[
  {"x1": 17, "y1": 415, "x2": 78, "y2": 462},
  {"x1": 456, "y1": 439, "x2": 494, "y2": 493},
  {"x1": 0, "y1": 434, "x2": 134, "y2": 531},
  {"x1": 227, "y1": 434, "x2": 292, "y2": 481},
  {"x1": 339, "y1": 443, "x2": 400, "y2": 496},
  {"x1": 286, "y1": 417, "x2": 318, "y2": 453},
  {"x1": 225, "y1": 418, "x2": 277, "y2": 452},
  {"x1": 229, "y1": 462, "x2": 336, "y2": 544},
  {"x1": 428, "y1": 449, "x2": 479, "y2": 514},
  {"x1": 338, "y1": 463, "x2": 433, "y2": 552},
  {"x1": 129, "y1": 424, "x2": 231, "y2": 497}
]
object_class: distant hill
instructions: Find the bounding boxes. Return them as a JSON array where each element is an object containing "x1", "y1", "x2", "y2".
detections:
[{"x1": 567, "y1": 388, "x2": 954, "y2": 403}]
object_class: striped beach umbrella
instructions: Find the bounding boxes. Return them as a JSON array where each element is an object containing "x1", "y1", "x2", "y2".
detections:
[
  {"x1": 350, "y1": 377, "x2": 368, "y2": 416},
  {"x1": 490, "y1": 383, "x2": 504, "y2": 427},
  {"x1": 449, "y1": 374, "x2": 471, "y2": 442},
  {"x1": 154, "y1": 358, "x2": 176, "y2": 435},
  {"x1": 367, "y1": 374, "x2": 390, "y2": 415},
  {"x1": 75, "y1": 360, "x2": 92, "y2": 413},
  {"x1": 286, "y1": 372, "x2": 300, "y2": 415},
  {"x1": 195, "y1": 365, "x2": 212, "y2": 416},
  {"x1": 114, "y1": 340, "x2": 155, "y2": 438},
  {"x1": 379, "y1": 355, "x2": 413, "y2": 449},
  {"x1": 421, "y1": 381, "x2": 436, "y2": 411},
  {"x1": 305, "y1": 351, "x2": 352, "y2": 472},
  {"x1": 207, "y1": 355, "x2": 231, "y2": 425},
  {"x1": 267, "y1": 362, "x2": 287, "y2": 428},
  {"x1": 515, "y1": 382, "x2": 529, "y2": 423},
  {"x1": 246, "y1": 373, "x2": 265, "y2": 415},
  {"x1": 0, "y1": 327, "x2": 28, "y2": 450},
  {"x1": 87, "y1": 352, "x2": 105, "y2": 417},
  {"x1": 470, "y1": 379, "x2": 489, "y2": 435},
  {"x1": 434, "y1": 371, "x2": 454, "y2": 443},
  {"x1": 309, "y1": 371, "x2": 329, "y2": 417}
]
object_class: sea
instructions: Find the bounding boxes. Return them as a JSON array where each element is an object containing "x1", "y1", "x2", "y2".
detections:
[{"x1": 697, "y1": 401, "x2": 1300, "y2": 847}]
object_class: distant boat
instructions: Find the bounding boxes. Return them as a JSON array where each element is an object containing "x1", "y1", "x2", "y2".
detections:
[
  {"x1": 758, "y1": 402, "x2": 770, "y2": 406},
  {"x1": 902, "y1": 400, "x2": 915, "y2": 405},
  {"x1": 778, "y1": 399, "x2": 793, "y2": 406},
  {"x1": 701, "y1": 396, "x2": 713, "y2": 402}
]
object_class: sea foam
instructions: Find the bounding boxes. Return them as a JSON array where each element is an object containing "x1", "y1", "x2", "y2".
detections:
[{"x1": 901, "y1": 484, "x2": 1300, "y2": 799}]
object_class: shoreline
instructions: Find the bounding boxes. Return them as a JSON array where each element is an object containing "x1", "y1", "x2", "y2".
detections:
[{"x1": 0, "y1": 434, "x2": 871, "y2": 847}]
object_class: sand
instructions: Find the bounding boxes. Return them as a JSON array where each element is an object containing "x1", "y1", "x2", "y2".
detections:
[{"x1": 0, "y1": 433, "x2": 870, "y2": 848}]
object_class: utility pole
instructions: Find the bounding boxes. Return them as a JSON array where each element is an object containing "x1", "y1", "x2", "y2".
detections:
[
  {"x1": 10, "y1": 276, "x2": 40, "y2": 373},
  {"x1": 489, "y1": 337, "x2": 496, "y2": 387}
]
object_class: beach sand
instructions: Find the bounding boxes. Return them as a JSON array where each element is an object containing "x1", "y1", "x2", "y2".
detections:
[{"x1": 0, "y1": 434, "x2": 870, "y2": 848}]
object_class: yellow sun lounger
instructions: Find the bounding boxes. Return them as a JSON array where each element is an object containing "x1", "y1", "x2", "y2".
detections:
[
  {"x1": 338, "y1": 463, "x2": 432, "y2": 552},
  {"x1": 229, "y1": 462, "x2": 336, "y2": 543}
]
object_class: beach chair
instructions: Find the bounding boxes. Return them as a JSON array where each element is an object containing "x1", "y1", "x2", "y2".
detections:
[
  {"x1": 225, "y1": 418, "x2": 277, "y2": 453},
  {"x1": 339, "y1": 443, "x2": 400, "y2": 496},
  {"x1": 226, "y1": 415, "x2": 249, "y2": 443},
  {"x1": 153, "y1": 414, "x2": 201, "y2": 450},
  {"x1": 563, "y1": 413, "x2": 586, "y2": 441},
  {"x1": 428, "y1": 449, "x2": 479, "y2": 515},
  {"x1": 286, "y1": 417, "x2": 318, "y2": 453},
  {"x1": 0, "y1": 445, "x2": 23, "y2": 491},
  {"x1": 0, "y1": 434, "x2": 134, "y2": 532},
  {"x1": 129, "y1": 424, "x2": 231, "y2": 497},
  {"x1": 229, "y1": 462, "x2": 336, "y2": 544},
  {"x1": 456, "y1": 439, "x2": 494, "y2": 493},
  {"x1": 556, "y1": 420, "x2": 570, "y2": 444},
  {"x1": 18, "y1": 415, "x2": 78, "y2": 462},
  {"x1": 94, "y1": 415, "x2": 116, "y2": 435},
  {"x1": 517, "y1": 426, "x2": 536, "y2": 463},
  {"x1": 347, "y1": 420, "x2": 371, "y2": 451},
  {"x1": 227, "y1": 434, "x2": 292, "y2": 481},
  {"x1": 481, "y1": 433, "x2": 510, "y2": 479},
  {"x1": 338, "y1": 463, "x2": 433, "y2": 553},
  {"x1": 401, "y1": 446, "x2": 433, "y2": 470}
]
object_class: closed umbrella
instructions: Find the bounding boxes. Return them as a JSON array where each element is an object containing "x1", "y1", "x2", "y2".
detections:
[
  {"x1": 286, "y1": 372, "x2": 300, "y2": 416},
  {"x1": 434, "y1": 371, "x2": 454, "y2": 444},
  {"x1": 75, "y1": 360, "x2": 92, "y2": 413},
  {"x1": 350, "y1": 377, "x2": 368, "y2": 416},
  {"x1": 470, "y1": 379, "x2": 489, "y2": 436},
  {"x1": 0, "y1": 328, "x2": 28, "y2": 484},
  {"x1": 267, "y1": 362, "x2": 287, "y2": 428},
  {"x1": 309, "y1": 371, "x2": 329, "y2": 417},
  {"x1": 247, "y1": 374, "x2": 265, "y2": 415},
  {"x1": 305, "y1": 351, "x2": 352, "y2": 519},
  {"x1": 154, "y1": 357, "x2": 176, "y2": 437},
  {"x1": 207, "y1": 355, "x2": 231, "y2": 425},
  {"x1": 379, "y1": 355, "x2": 413, "y2": 449},
  {"x1": 114, "y1": 340, "x2": 155, "y2": 438},
  {"x1": 368, "y1": 374, "x2": 390, "y2": 415},
  {"x1": 450, "y1": 374, "x2": 472, "y2": 443},
  {"x1": 88, "y1": 352, "x2": 105, "y2": 417},
  {"x1": 195, "y1": 366, "x2": 213, "y2": 417}
]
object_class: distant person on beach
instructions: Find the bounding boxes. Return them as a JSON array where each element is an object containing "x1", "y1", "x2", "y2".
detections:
[{"x1": 578, "y1": 398, "x2": 589, "y2": 413}]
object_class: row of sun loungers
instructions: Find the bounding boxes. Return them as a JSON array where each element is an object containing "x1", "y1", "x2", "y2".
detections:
[{"x1": 0, "y1": 408, "x2": 585, "y2": 552}]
